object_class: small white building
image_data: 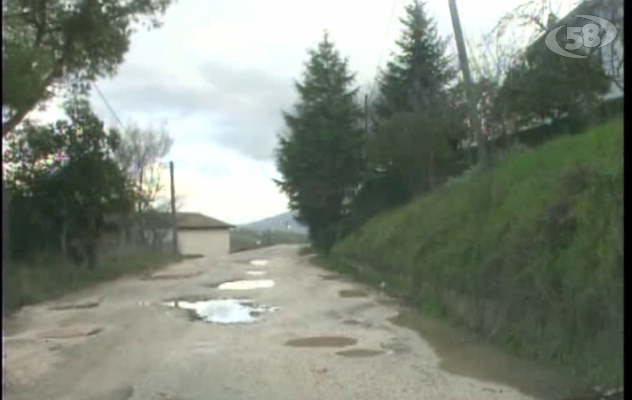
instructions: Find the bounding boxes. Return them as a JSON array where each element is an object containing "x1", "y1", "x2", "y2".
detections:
[{"x1": 172, "y1": 212, "x2": 234, "y2": 258}]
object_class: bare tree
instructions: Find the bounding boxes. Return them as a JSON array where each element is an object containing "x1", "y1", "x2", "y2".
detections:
[
  {"x1": 113, "y1": 121, "x2": 174, "y2": 246},
  {"x1": 115, "y1": 121, "x2": 173, "y2": 213}
]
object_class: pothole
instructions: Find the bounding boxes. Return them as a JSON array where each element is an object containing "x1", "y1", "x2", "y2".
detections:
[
  {"x1": 39, "y1": 325, "x2": 105, "y2": 339},
  {"x1": 217, "y1": 280, "x2": 275, "y2": 290},
  {"x1": 339, "y1": 289, "x2": 368, "y2": 298},
  {"x1": 342, "y1": 318, "x2": 373, "y2": 328},
  {"x1": 49, "y1": 300, "x2": 100, "y2": 311},
  {"x1": 163, "y1": 299, "x2": 279, "y2": 324},
  {"x1": 319, "y1": 274, "x2": 341, "y2": 281},
  {"x1": 249, "y1": 259, "x2": 269, "y2": 267},
  {"x1": 141, "y1": 271, "x2": 202, "y2": 281},
  {"x1": 335, "y1": 348, "x2": 384, "y2": 358},
  {"x1": 245, "y1": 271, "x2": 267, "y2": 276},
  {"x1": 285, "y1": 336, "x2": 358, "y2": 348}
]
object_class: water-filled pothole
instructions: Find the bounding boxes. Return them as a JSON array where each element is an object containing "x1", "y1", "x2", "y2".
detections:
[
  {"x1": 163, "y1": 299, "x2": 279, "y2": 324},
  {"x1": 141, "y1": 271, "x2": 201, "y2": 281},
  {"x1": 249, "y1": 259, "x2": 269, "y2": 267},
  {"x1": 339, "y1": 289, "x2": 368, "y2": 298},
  {"x1": 217, "y1": 280, "x2": 275, "y2": 290},
  {"x1": 335, "y1": 348, "x2": 384, "y2": 358},
  {"x1": 285, "y1": 336, "x2": 358, "y2": 348},
  {"x1": 245, "y1": 271, "x2": 267, "y2": 277}
]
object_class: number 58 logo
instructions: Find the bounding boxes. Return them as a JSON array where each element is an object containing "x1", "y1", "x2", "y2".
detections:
[{"x1": 545, "y1": 15, "x2": 618, "y2": 58}]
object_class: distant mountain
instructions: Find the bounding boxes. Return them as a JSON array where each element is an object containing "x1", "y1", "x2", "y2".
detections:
[{"x1": 240, "y1": 212, "x2": 308, "y2": 235}]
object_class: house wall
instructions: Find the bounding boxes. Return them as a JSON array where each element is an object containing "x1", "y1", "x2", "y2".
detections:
[{"x1": 177, "y1": 229, "x2": 230, "y2": 258}]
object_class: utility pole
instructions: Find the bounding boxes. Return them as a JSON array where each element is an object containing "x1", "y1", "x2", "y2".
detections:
[
  {"x1": 448, "y1": 0, "x2": 490, "y2": 168},
  {"x1": 364, "y1": 93, "x2": 369, "y2": 138},
  {"x1": 169, "y1": 161, "x2": 179, "y2": 256}
]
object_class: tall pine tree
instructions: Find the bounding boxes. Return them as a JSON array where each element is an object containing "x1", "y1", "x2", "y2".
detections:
[
  {"x1": 374, "y1": 0, "x2": 455, "y2": 120},
  {"x1": 275, "y1": 31, "x2": 364, "y2": 251}
]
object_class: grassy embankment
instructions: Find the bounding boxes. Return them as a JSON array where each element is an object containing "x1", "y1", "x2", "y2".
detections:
[
  {"x1": 3, "y1": 249, "x2": 181, "y2": 315},
  {"x1": 326, "y1": 118, "x2": 623, "y2": 386}
]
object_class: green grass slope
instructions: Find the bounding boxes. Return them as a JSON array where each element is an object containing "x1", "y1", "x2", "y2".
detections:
[{"x1": 333, "y1": 118, "x2": 623, "y2": 386}]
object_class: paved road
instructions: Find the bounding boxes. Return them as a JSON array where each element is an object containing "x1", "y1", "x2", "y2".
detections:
[{"x1": 4, "y1": 245, "x2": 569, "y2": 400}]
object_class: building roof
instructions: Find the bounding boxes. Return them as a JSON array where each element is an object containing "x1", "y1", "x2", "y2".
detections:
[{"x1": 174, "y1": 212, "x2": 234, "y2": 230}]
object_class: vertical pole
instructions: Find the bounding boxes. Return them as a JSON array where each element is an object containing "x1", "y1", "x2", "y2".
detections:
[
  {"x1": 169, "y1": 161, "x2": 178, "y2": 256},
  {"x1": 448, "y1": 0, "x2": 490, "y2": 168}
]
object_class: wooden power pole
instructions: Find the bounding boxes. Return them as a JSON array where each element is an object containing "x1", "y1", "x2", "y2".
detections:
[
  {"x1": 448, "y1": 0, "x2": 490, "y2": 168},
  {"x1": 169, "y1": 161, "x2": 179, "y2": 255}
]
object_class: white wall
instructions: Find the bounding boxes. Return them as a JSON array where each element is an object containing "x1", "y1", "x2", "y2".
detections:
[{"x1": 177, "y1": 229, "x2": 230, "y2": 258}]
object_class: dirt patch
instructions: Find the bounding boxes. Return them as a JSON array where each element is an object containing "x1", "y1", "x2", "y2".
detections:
[
  {"x1": 141, "y1": 271, "x2": 202, "y2": 281},
  {"x1": 339, "y1": 289, "x2": 368, "y2": 298},
  {"x1": 285, "y1": 336, "x2": 358, "y2": 348},
  {"x1": 39, "y1": 324, "x2": 105, "y2": 339},
  {"x1": 335, "y1": 348, "x2": 384, "y2": 358},
  {"x1": 389, "y1": 310, "x2": 585, "y2": 400}
]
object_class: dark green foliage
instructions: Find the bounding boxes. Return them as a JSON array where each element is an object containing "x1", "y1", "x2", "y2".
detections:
[
  {"x1": 366, "y1": 0, "x2": 463, "y2": 198},
  {"x1": 494, "y1": 39, "x2": 611, "y2": 131},
  {"x1": 2, "y1": 0, "x2": 175, "y2": 136},
  {"x1": 4, "y1": 97, "x2": 134, "y2": 265},
  {"x1": 275, "y1": 31, "x2": 365, "y2": 252},
  {"x1": 373, "y1": 0, "x2": 456, "y2": 121}
]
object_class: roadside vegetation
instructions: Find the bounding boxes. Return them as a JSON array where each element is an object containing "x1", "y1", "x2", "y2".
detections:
[
  {"x1": 334, "y1": 118, "x2": 623, "y2": 386},
  {"x1": 2, "y1": 0, "x2": 179, "y2": 315},
  {"x1": 274, "y1": 0, "x2": 623, "y2": 391}
]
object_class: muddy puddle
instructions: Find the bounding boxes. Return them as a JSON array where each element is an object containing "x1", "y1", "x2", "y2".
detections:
[
  {"x1": 217, "y1": 280, "x2": 275, "y2": 290},
  {"x1": 335, "y1": 348, "x2": 384, "y2": 358},
  {"x1": 285, "y1": 336, "x2": 358, "y2": 348},
  {"x1": 389, "y1": 310, "x2": 586, "y2": 400},
  {"x1": 339, "y1": 289, "x2": 368, "y2": 298},
  {"x1": 163, "y1": 299, "x2": 279, "y2": 324}
]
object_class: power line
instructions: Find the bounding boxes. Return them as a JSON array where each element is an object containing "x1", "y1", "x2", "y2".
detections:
[
  {"x1": 368, "y1": 0, "x2": 399, "y2": 101},
  {"x1": 92, "y1": 83, "x2": 126, "y2": 133}
]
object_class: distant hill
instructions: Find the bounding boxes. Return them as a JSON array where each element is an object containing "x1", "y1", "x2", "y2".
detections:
[{"x1": 240, "y1": 212, "x2": 308, "y2": 235}]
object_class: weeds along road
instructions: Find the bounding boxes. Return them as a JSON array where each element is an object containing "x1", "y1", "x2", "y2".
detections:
[{"x1": 4, "y1": 245, "x2": 579, "y2": 400}]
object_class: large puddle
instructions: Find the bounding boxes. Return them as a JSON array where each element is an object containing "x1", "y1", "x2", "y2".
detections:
[
  {"x1": 164, "y1": 299, "x2": 279, "y2": 324},
  {"x1": 217, "y1": 280, "x2": 275, "y2": 290},
  {"x1": 389, "y1": 310, "x2": 586, "y2": 400},
  {"x1": 285, "y1": 336, "x2": 358, "y2": 348}
]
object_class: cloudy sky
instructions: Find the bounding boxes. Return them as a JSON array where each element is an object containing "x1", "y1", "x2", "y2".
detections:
[{"x1": 32, "y1": 0, "x2": 576, "y2": 225}]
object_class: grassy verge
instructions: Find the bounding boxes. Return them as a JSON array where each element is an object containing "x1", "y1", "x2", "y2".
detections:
[
  {"x1": 3, "y1": 249, "x2": 181, "y2": 315},
  {"x1": 332, "y1": 118, "x2": 623, "y2": 387}
]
